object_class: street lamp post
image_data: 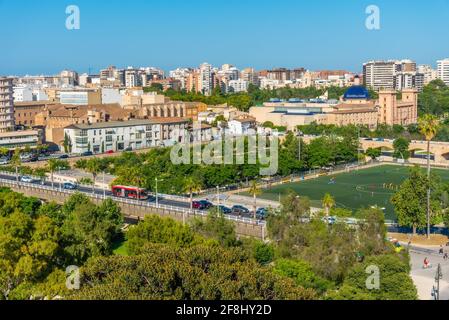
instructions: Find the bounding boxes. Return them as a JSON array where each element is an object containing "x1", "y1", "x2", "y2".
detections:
[
  {"x1": 155, "y1": 178, "x2": 164, "y2": 208},
  {"x1": 58, "y1": 167, "x2": 62, "y2": 192},
  {"x1": 216, "y1": 186, "x2": 220, "y2": 207},
  {"x1": 102, "y1": 171, "x2": 106, "y2": 199}
]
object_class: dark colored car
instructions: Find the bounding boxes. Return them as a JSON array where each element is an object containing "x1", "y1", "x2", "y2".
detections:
[
  {"x1": 81, "y1": 151, "x2": 93, "y2": 157},
  {"x1": 216, "y1": 205, "x2": 232, "y2": 214},
  {"x1": 124, "y1": 147, "x2": 133, "y2": 152},
  {"x1": 58, "y1": 154, "x2": 69, "y2": 159},
  {"x1": 256, "y1": 208, "x2": 269, "y2": 220},
  {"x1": 199, "y1": 200, "x2": 213, "y2": 209},
  {"x1": 63, "y1": 182, "x2": 78, "y2": 190},
  {"x1": 232, "y1": 205, "x2": 250, "y2": 216}
]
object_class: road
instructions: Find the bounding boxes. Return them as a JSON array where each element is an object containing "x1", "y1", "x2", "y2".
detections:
[
  {"x1": 409, "y1": 245, "x2": 449, "y2": 300},
  {"x1": 0, "y1": 171, "x2": 257, "y2": 221}
]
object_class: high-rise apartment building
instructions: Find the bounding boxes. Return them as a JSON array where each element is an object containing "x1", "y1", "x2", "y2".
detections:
[
  {"x1": 363, "y1": 61, "x2": 396, "y2": 90},
  {"x1": 395, "y1": 72, "x2": 424, "y2": 92},
  {"x1": 437, "y1": 59, "x2": 449, "y2": 86},
  {"x1": 199, "y1": 63, "x2": 213, "y2": 96},
  {"x1": 364, "y1": 60, "x2": 423, "y2": 91},
  {"x1": 241, "y1": 68, "x2": 260, "y2": 86},
  {"x1": 125, "y1": 68, "x2": 141, "y2": 88},
  {"x1": 0, "y1": 77, "x2": 15, "y2": 132},
  {"x1": 417, "y1": 65, "x2": 438, "y2": 85},
  {"x1": 100, "y1": 66, "x2": 117, "y2": 80}
]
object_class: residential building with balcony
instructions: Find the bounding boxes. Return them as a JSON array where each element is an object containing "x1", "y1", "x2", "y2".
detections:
[
  {"x1": 64, "y1": 117, "x2": 190, "y2": 154},
  {"x1": 0, "y1": 77, "x2": 15, "y2": 132},
  {"x1": 0, "y1": 130, "x2": 43, "y2": 150}
]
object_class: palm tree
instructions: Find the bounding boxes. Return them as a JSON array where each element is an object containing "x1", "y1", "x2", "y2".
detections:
[
  {"x1": 418, "y1": 114, "x2": 440, "y2": 239},
  {"x1": 85, "y1": 158, "x2": 103, "y2": 194},
  {"x1": 10, "y1": 149, "x2": 21, "y2": 182},
  {"x1": 249, "y1": 180, "x2": 262, "y2": 220},
  {"x1": 47, "y1": 159, "x2": 60, "y2": 188},
  {"x1": 322, "y1": 193, "x2": 335, "y2": 217},
  {"x1": 184, "y1": 177, "x2": 203, "y2": 211},
  {"x1": 33, "y1": 168, "x2": 48, "y2": 185}
]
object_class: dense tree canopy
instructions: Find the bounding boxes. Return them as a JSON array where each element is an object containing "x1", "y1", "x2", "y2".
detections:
[{"x1": 71, "y1": 244, "x2": 317, "y2": 300}]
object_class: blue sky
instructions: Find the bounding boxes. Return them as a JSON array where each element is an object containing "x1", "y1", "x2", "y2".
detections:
[{"x1": 1, "y1": 0, "x2": 449, "y2": 75}]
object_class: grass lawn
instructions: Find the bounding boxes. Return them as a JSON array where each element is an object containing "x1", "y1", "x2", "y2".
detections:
[
  {"x1": 256, "y1": 165, "x2": 449, "y2": 221},
  {"x1": 112, "y1": 238, "x2": 129, "y2": 256}
]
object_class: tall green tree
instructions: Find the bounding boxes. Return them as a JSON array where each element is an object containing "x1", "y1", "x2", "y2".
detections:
[
  {"x1": 391, "y1": 166, "x2": 442, "y2": 234},
  {"x1": 418, "y1": 114, "x2": 440, "y2": 238},
  {"x1": 392, "y1": 137, "x2": 410, "y2": 160}
]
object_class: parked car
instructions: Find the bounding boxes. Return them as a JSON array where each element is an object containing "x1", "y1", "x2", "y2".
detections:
[
  {"x1": 192, "y1": 200, "x2": 204, "y2": 209},
  {"x1": 80, "y1": 151, "x2": 93, "y2": 157},
  {"x1": 106, "y1": 150, "x2": 114, "y2": 154},
  {"x1": 199, "y1": 200, "x2": 213, "y2": 209},
  {"x1": 0, "y1": 158, "x2": 9, "y2": 165},
  {"x1": 216, "y1": 205, "x2": 232, "y2": 214},
  {"x1": 231, "y1": 205, "x2": 250, "y2": 216},
  {"x1": 124, "y1": 147, "x2": 133, "y2": 152},
  {"x1": 20, "y1": 153, "x2": 33, "y2": 162},
  {"x1": 20, "y1": 176, "x2": 35, "y2": 183},
  {"x1": 63, "y1": 182, "x2": 78, "y2": 190},
  {"x1": 58, "y1": 154, "x2": 69, "y2": 159},
  {"x1": 256, "y1": 207, "x2": 269, "y2": 220}
]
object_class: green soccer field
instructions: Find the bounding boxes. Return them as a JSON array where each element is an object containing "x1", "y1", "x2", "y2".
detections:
[{"x1": 256, "y1": 165, "x2": 449, "y2": 221}]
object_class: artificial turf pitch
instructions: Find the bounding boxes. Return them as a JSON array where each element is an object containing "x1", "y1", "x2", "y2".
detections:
[{"x1": 257, "y1": 165, "x2": 449, "y2": 221}]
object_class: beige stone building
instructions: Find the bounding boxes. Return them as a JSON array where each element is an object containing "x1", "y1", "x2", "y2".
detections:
[
  {"x1": 249, "y1": 86, "x2": 418, "y2": 131},
  {"x1": 35, "y1": 103, "x2": 134, "y2": 146},
  {"x1": 14, "y1": 101, "x2": 59, "y2": 127}
]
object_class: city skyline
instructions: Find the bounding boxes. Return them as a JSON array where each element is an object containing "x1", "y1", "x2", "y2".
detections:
[{"x1": 1, "y1": 0, "x2": 449, "y2": 75}]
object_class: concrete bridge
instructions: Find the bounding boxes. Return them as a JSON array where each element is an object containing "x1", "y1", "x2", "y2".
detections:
[
  {"x1": 0, "y1": 178, "x2": 266, "y2": 240},
  {"x1": 359, "y1": 139, "x2": 449, "y2": 163}
]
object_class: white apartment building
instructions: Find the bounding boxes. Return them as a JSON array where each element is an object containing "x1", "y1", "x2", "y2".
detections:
[
  {"x1": 169, "y1": 68, "x2": 193, "y2": 90},
  {"x1": 199, "y1": 63, "x2": 213, "y2": 96},
  {"x1": 0, "y1": 130, "x2": 42, "y2": 150},
  {"x1": 437, "y1": 59, "x2": 449, "y2": 86},
  {"x1": 227, "y1": 117, "x2": 256, "y2": 136},
  {"x1": 13, "y1": 86, "x2": 33, "y2": 102},
  {"x1": 228, "y1": 79, "x2": 249, "y2": 93},
  {"x1": 364, "y1": 60, "x2": 424, "y2": 91},
  {"x1": 64, "y1": 119, "x2": 190, "y2": 154},
  {"x1": 395, "y1": 72, "x2": 424, "y2": 92},
  {"x1": 125, "y1": 68, "x2": 141, "y2": 88},
  {"x1": 363, "y1": 61, "x2": 396, "y2": 90},
  {"x1": 418, "y1": 65, "x2": 438, "y2": 85},
  {"x1": 0, "y1": 77, "x2": 15, "y2": 132}
]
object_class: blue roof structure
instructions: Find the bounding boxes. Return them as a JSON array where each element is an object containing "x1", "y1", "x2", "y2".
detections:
[{"x1": 343, "y1": 85, "x2": 370, "y2": 100}]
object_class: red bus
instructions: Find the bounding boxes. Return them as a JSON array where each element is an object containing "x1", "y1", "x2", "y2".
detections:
[{"x1": 112, "y1": 185, "x2": 148, "y2": 200}]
